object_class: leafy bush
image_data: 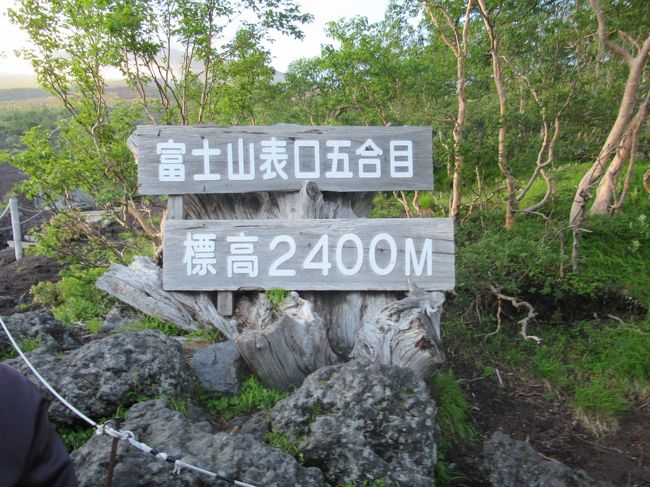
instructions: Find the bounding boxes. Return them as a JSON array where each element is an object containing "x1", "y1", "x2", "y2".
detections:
[
  {"x1": 198, "y1": 376, "x2": 288, "y2": 420},
  {"x1": 123, "y1": 317, "x2": 187, "y2": 337},
  {"x1": 31, "y1": 266, "x2": 113, "y2": 331}
]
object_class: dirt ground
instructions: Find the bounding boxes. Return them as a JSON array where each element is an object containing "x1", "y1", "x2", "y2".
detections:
[{"x1": 447, "y1": 356, "x2": 650, "y2": 486}]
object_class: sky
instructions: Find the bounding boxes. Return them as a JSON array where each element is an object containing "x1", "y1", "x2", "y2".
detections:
[{"x1": 0, "y1": 0, "x2": 391, "y2": 82}]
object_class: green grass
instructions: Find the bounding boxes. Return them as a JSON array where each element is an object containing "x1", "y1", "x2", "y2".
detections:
[
  {"x1": 198, "y1": 377, "x2": 289, "y2": 420},
  {"x1": 122, "y1": 316, "x2": 187, "y2": 337},
  {"x1": 31, "y1": 266, "x2": 114, "y2": 330},
  {"x1": 265, "y1": 428, "x2": 305, "y2": 464},
  {"x1": 0, "y1": 336, "x2": 42, "y2": 361},
  {"x1": 447, "y1": 317, "x2": 650, "y2": 433},
  {"x1": 55, "y1": 424, "x2": 95, "y2": 452},
  {"x1": 429, "y1": 370, "x2": 476, "y2": 486},
  {"x1": 430, "y1": 371, "x2": 477, "y2": 448}
]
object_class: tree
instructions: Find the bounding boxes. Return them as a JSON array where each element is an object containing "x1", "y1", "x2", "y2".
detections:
[
  {"x1": 8, "y1": 0, "x2": 311, "y2": 256},
  {"x1": 477, "y1": 0, "x2": 517, "y2": 229},
  {"x1": 570, "y1": 0, "x2": 650, "y2": 223},
  {"x1": 422, "y1": 0, "x2": 474, "y2": 223}
]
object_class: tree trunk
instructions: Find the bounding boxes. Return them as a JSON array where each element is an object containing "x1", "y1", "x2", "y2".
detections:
[
  {"x1": 99, "y1": 182, "x2": 448, "y2": 388},
  {"x1": 592, "y1": 90, "x2": 650, "y2": 214},
  {"x1": 96, "y1": 256, "x2": 240, "y2": 339},
  {"x1": 352, "y1": 283, "x2": 446, "y2": 378},
  {"x1": 478, "y1": 0, "x2": 517, "y2": 229},
  {"x1": 234, "y1": 292, "x2": 340, "y2": 389},
  {"x1": 424, "y1": 1, "x2": 474, "y2": 223},
  {"x1": 570, "y1": 0, "x2": 650, "y2": 224}
]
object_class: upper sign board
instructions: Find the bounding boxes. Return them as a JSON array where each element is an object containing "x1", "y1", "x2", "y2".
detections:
[{"x1": 134, "y1": 125, "x2": 433, "y2": 195}]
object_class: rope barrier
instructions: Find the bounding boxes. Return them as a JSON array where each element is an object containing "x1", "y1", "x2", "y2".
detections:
[
  {"x1": 0, "y1": 210, "x2": 46, "y2": 232},
  {"x1": 0, "y1": 315, "x2": 259, "y2": 487}
]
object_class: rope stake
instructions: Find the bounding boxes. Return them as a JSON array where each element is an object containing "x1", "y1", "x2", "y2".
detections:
[{"x1": 0, "y1": 315, "x2": 259, "y2": 487}]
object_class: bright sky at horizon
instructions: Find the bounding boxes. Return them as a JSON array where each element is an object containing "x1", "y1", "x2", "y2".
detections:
[{"x1": 0, "y1": 0, "x2": 390, "y2": 83}]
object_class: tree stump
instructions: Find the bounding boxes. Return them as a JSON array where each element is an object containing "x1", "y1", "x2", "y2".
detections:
[{"x1": 99, "y1": 183, "x2": 447, "y2": 388}]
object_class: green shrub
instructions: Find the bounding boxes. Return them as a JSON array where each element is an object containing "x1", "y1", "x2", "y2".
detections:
[
  {"x1": 31, "y1": 266, "x2": 113, "y2": 330},
  {"x1": 266, "y1": 288, "x2": 289, "y2": 311},
  {"x1": 199, "y1": 376, "x2": 289, "y2": 420},
  {"x1": 429, "y1": 371, "x2": 476, "y2": 449}
]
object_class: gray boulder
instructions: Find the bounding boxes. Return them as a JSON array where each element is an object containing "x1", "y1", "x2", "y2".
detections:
[
  {"x1": 6, "y1": 330, "x2": 195, "y2": 424},
  {"x1": 190, "y1": 341, "x2": 249, "y2": 394},
  {"x1": 72, "y1": 399, "x2": 324, "y2": 487},
  {"x1": 101, "y1": 302, "x2": 142, "y2": 333},
  {"x1": 484, "y1": 431, "x2": 612, "y2": 487},
  {"x1": 0, "y1": 309, "x2": 84, "y2": 356},
  {"x1": 270, "y1": 360, "x2": 437, "y2": 486}
]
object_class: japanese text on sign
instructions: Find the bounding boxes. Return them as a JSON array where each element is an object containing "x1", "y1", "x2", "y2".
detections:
[
  {"x1": 157, "y1": 137, "x2": 414, "y2": 183},
  {"x1": 135, "y1": 126, "x2": 433, "y2": 194},
  {"x1": 163, "y1": 219, "x2": 455, "y2": 291}
]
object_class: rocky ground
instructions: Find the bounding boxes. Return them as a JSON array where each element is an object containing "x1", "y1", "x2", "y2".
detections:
[
  {"x1": 0, "y1": 257, "x2": 650, "y2": 486},
  {"x1": 1, "y1": 159, "x2": 648, "y2": 485}
]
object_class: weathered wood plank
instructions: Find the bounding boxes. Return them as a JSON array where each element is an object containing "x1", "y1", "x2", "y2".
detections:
[
  {"x1": 218, "y1": 291, "x2": 234, "y2": 317},
  {"x1": 96, "y1": 256, "x2": 240, "y2": 339},
  {"x1": 234, "y1": 292, "x2": 339, "y2": 388},
  {"x1": 167, "y1": 195, "x2": 184, "y2": 220},
  {"x1": 163, "y1": 218, "x2": 455, "y2": 291},
  {"x1": 134, "y1": 125, "x2": 433, "y2": 194}
]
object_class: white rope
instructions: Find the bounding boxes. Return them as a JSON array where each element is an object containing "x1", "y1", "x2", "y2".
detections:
[
  {"x1": 0, "y1": 315, "x2": 97, "y2": 427},
  {"x1": 0, "y1": 205, "x2": 9, "y2": 221},
  {"x1": 0, "y1": 315, "x2": 259, "y2": 487},
  {"x1": 0, "y1": 209, "x2": 46, "y2": 232}
]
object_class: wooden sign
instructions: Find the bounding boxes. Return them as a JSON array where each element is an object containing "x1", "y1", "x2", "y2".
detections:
[
  {"x1": 134, "y1": 125, "x2": 433, "y2": 195},
  {"x1": 163, "y1": 218, "x2": 454, "y2": 291}
]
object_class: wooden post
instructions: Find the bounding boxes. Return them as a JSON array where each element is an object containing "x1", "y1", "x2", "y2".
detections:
[
  {"x1": 9, "y1": 198, "x2": 22, "y2": 262},
  {"x1": 166, "y1": 194, "x2": 233, "y2": 316}
]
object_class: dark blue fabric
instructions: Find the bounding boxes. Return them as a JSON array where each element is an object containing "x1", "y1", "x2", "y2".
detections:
[{"x1": 0, "y1": 363, "x2": 77, "y2": 487}]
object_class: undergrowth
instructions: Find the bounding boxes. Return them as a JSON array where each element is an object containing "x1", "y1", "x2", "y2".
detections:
[
  {"x1": 429, "y1": 371, "x2": 476, "y2": 486},
  {"x1": 31, "y1": 266, "x2": 113, "y2": 331},
  {"x1": 198, "y1": 376, "x2": 289, "y2": 420},
  {"x1": 446, "y1": 316, "x2": 650, "y2": 434},
  {"x1": 0, "y1": 336, "x2": 42, "y2": 361},
  {"x1": 265, "y1": 429, "x2": 305, "y2": 464}
]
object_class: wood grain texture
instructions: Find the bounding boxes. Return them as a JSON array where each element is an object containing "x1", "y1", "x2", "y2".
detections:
[
  {"x1": 163, "y1": 218, "x2": 455, "y2": 291},
  {"x1": 133, "y1": 125, "x2": 433, "y2": 194},
  {"x1": 96, "y1": 256, "x2": 240, "y2": 339},
  {"x1": 234, "y1": 292, "x2": 339, "y2": 388},
  {"x1": 351, "y1": 282, "x2": 446, "y2": 376}
]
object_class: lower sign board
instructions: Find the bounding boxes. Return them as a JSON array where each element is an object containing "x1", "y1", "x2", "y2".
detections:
[{"x1": 163, "y1": 219, "x2": 454, "y2": 291}]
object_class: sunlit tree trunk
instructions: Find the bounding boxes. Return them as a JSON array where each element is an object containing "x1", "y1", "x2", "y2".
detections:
[
  {"x1": 477, "y1": 0, "x2": 517, "y2": 229},
  {"x1": 595, "y1": 90, "x2": 650, "y2": 214},
  {"x1": 570, "y1": 0, "x2": 650, "y2": 224},
  {"x1": 423, "y1": 0, "x2": 474, "y2": 223}
]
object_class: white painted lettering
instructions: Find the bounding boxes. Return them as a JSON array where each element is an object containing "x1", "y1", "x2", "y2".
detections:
[
  {"x1": 368, "y1": 233, "x2": 397, "y2": 275},
  {"x1": 405, "y1": 238, "x2": 432, "y2": 276}
]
